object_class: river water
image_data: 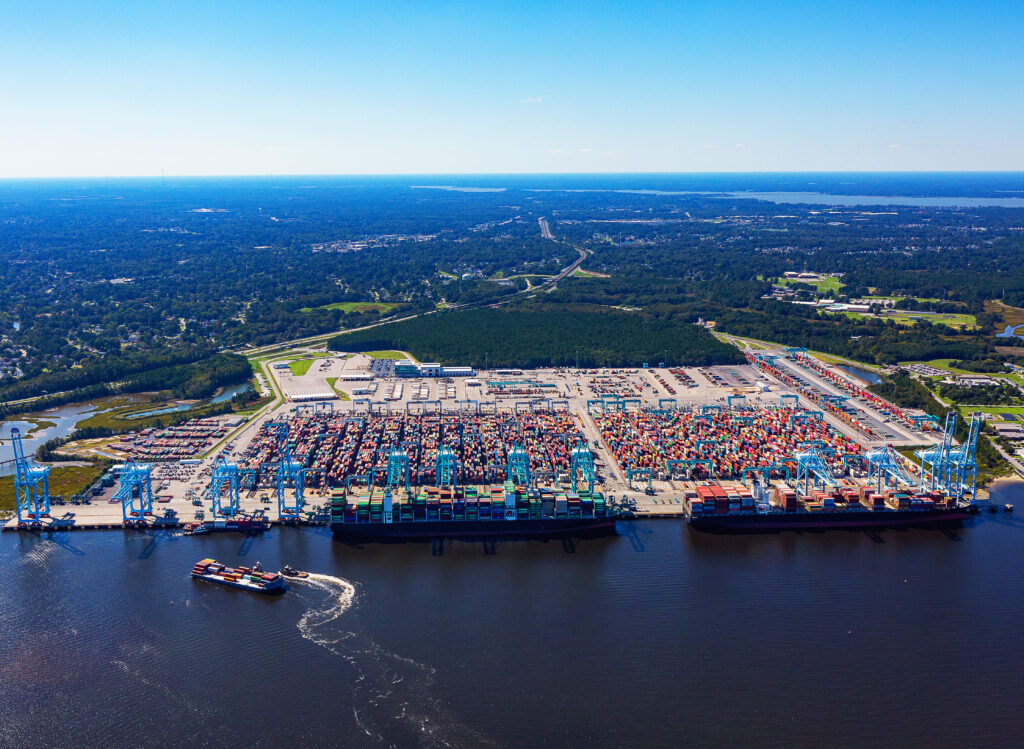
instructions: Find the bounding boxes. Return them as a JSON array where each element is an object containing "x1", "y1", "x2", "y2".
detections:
[
  {"x1": 1, "y1": 480, "x2": 1022, "y2": 748},
  {"x1": 0, "y1": 400, "x2": 138, "y2": 477},
  {"x1": 836, "y1": 363, "x2": 883, "y2": 385}
]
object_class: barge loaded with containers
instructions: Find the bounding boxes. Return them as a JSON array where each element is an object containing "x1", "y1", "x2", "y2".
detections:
[
  {"x1": 190, "y1": 558, "x2": 286, "y2": 594},
  {"x1": 330, "y1": 480, "x2": 619, "y2": 541},
  {"x1": 685, "y1": 482, "x2": 970, "y2": 532}
]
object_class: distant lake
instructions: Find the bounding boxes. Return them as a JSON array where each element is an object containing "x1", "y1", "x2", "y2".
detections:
[
  {"x1": 837, "y1": 364, "x2": 883, "y2": 384},
  {"x1": 521, "y1": 187, "x2": 1024, "y2": 208},
  {"x1": 410, "y1": 185, "x2": 506, "y2": 193},
  {"x1": 996, "y1": 324, "x2": 1024, "y2": 341},
  {"x1": 210, "y1": 382, "x2": 250, "y2": 403},
  {"x1": 721, "y1": 191, "x2": 1024, "y2": 208}
]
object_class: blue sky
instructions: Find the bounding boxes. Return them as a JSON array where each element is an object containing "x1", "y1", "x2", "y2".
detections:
[{"x1": 2, "y1": 0, "x2": 1022, "y2": 176}]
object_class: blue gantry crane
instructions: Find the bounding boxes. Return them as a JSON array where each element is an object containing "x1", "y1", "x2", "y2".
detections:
[
  {"x1": 507, "y1": 444, "x2": 531, "y2": 487},
  {"x1": 627, "y1": 468, "x2": 653, "y2": 493},
  {"x1": 114, "y1": 458, "x2": 153, "y2": 525},
  {"x1": 915, "y1": 412, "x2": 957, "y2": 493},
  {"x1": 206, "y1": 457, "x2": 241, "y2": 517},
  {"x1": 436, "y1": 447, "x2": 459, "y2": 487},
  {"x1": 667, "y1": 459, "x2": 715, "y2": 479},
  {"x1": 947, "y1": 413, "x2": 981, "y2": 502},
  {"x1": 570, "y1": 444, "x2": 596, "y2": 493},
  {"x1": 387, "y1": 448, "x2": 411, "y2": 492},
  {"x1": 270, "y1": 422, "x2": 304, "y2": 520},
  {"x1": 865, "y1": 445, "x2": 917, "y2": 494},
  {"x1": 10, "y1": 427, "x2": 51, "y2": 526},
  {"x1": 381, "y1": 448, "x2": 411, "y2": 525},
  {"x1": 793, "y1": 447, "x2": 837, "y2": 496},
  {"x1": 913, "y1": 411, "x2": 981, "y2": 502}
]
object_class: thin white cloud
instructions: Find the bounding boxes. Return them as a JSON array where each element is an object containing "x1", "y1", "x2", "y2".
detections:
[
  {"x1": 546, "y1": 149, "x2": 569, "y2": 155},
  {"x1": 578, "y1": 147, "x2": 592, "y2": 153},
  {"x1": 520, "y1": 96, "x2": 543, "y2": 104},
  {"x1": 888, "y1": 144, "x2": 901, "y2": 149},
  {"x1": 735, "y1": 143, "x2": 745, "y2": 148}
]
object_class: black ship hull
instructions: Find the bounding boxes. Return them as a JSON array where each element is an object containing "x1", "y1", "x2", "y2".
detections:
[
  {"x1": 689, "y1": 507, "x2": 970, "y2": 534},
  {"x1": 332, "y1": 516, "x2": 619, "y2": 542}
]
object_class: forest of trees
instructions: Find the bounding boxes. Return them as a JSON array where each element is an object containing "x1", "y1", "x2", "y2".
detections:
[
  {"x1": 329, "y1": 305, "x2": 745, "y2": 368},
  {"x1": 0, "y1": 349, "x2": 250, "y2": 402}
]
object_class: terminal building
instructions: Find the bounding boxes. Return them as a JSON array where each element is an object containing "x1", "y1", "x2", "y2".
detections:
[{"x1": 394, "y1": 360, "x2": 475, "y2": 378}]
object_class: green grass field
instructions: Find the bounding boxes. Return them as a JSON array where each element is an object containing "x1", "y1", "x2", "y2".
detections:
[
  {"x1": 862, "y1": 295, "x2": 944, "y2": 304},
  {"x1": 361, "y1": 350, "x2": 412, "y2": 360},
  {"x1": 299, "y1": 301, "x2": 399, "y2": 314},
  {"x1": 325, "y1": 377, "x2": 352, "y2": 400},
  {"x1": 286, "y1": 354, "x2": 333, "y2": 376},
  {"x1": 836, "y1": 310, "x2": 976, "y2": 329},
  {"x1": 0, "y1": 463, "x2": 108, "y2": 511},
  {"x1": 887, "y1": 312, "x2": 976, "y2": 329},
  {"x1": 956, "y1": 405, "x2": 1024, "y2": 419},
  {"x1": 572, "y1": 269, "x2": 611, "y2": 278},
  {"x1": 776, "y1": 274, "x2": 844, "y2": 293}
]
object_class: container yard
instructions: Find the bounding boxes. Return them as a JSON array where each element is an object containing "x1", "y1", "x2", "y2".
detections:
[
  {"x1": 592, "y1": 406, "x2": 862, "y2": 481},
  {"x1": 112, "y1": 419, "x2": 230, "y2": 460},
  {"x1": 239, "y1": 410, "x2": 587, "y2": 490},
  {"x1": 6, "y1": 351, "x2": 968, "y2": 535}
]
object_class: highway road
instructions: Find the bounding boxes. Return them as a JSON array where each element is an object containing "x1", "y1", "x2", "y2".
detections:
[{"x1": 538, "y1": 217, "x2": 554, "y2": 240}]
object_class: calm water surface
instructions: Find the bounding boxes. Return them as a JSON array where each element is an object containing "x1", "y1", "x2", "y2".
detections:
[
  {"x1": 1, "y1": 481, "x2": 1022, "y2": 748},
  {"x1": 0, "y1": 400, "x2": 140, "y2": 476},
  {"x1": 836, "y1": 364, "x2": 883, "y2": 385}
]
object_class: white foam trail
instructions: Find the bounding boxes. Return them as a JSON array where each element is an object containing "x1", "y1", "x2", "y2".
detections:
[
  {"x1": 290, "y1": 573, "x2": 357, "y2": 643},
  {"x1": 290, "y1": 573, "x2": 497, "y2": 748},
  {"x1": 111, "y1": 655, "x2": 212, "y2": 719}
]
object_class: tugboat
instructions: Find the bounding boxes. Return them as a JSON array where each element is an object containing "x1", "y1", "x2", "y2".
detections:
[{"x1": 281, "y1": 565, "x2": 309, "y2": 579}]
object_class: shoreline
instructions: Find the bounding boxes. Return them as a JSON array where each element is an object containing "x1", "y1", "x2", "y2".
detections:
[{"x1": 982, "y1": 475, "x2": 1024, "y2": 500}]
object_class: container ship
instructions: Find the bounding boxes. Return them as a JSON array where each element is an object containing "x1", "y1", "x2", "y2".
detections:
[
  {"x1": 183, "y1": 513, "x2": 271, "y2": 535},
  {"x1": 330, "y1": 481, "x2": 619, "y2": 541},
  {"x1": 685, "y1": 482, "x2": 970, "y2": 532},
  {"x1": 190, "y1": 558, "x2": 286, "y2": 594}
]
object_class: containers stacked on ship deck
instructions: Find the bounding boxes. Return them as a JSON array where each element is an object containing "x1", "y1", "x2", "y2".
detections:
[
  {"x1": 330, "y1": 484, "x2": 610, "y2": 525},
  {"x1": 684, "y1": 478, "x2": 952, "y2": 521}
]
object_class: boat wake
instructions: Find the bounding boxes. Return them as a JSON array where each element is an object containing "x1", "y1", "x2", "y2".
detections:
[
  {"x1": 111, "y1": 656, "x2": 214, "y2": 721},
  {"x1": 293, "y1": 573, "x2": 357, "y2": 636},
  {"x1": 291, "y1": 574, "x2": 497, "y2": 748}
]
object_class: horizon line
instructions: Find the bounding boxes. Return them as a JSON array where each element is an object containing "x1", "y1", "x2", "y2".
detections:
[{"x1": 3, "y1": 169, "x2": 1024, "y2": 182}]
